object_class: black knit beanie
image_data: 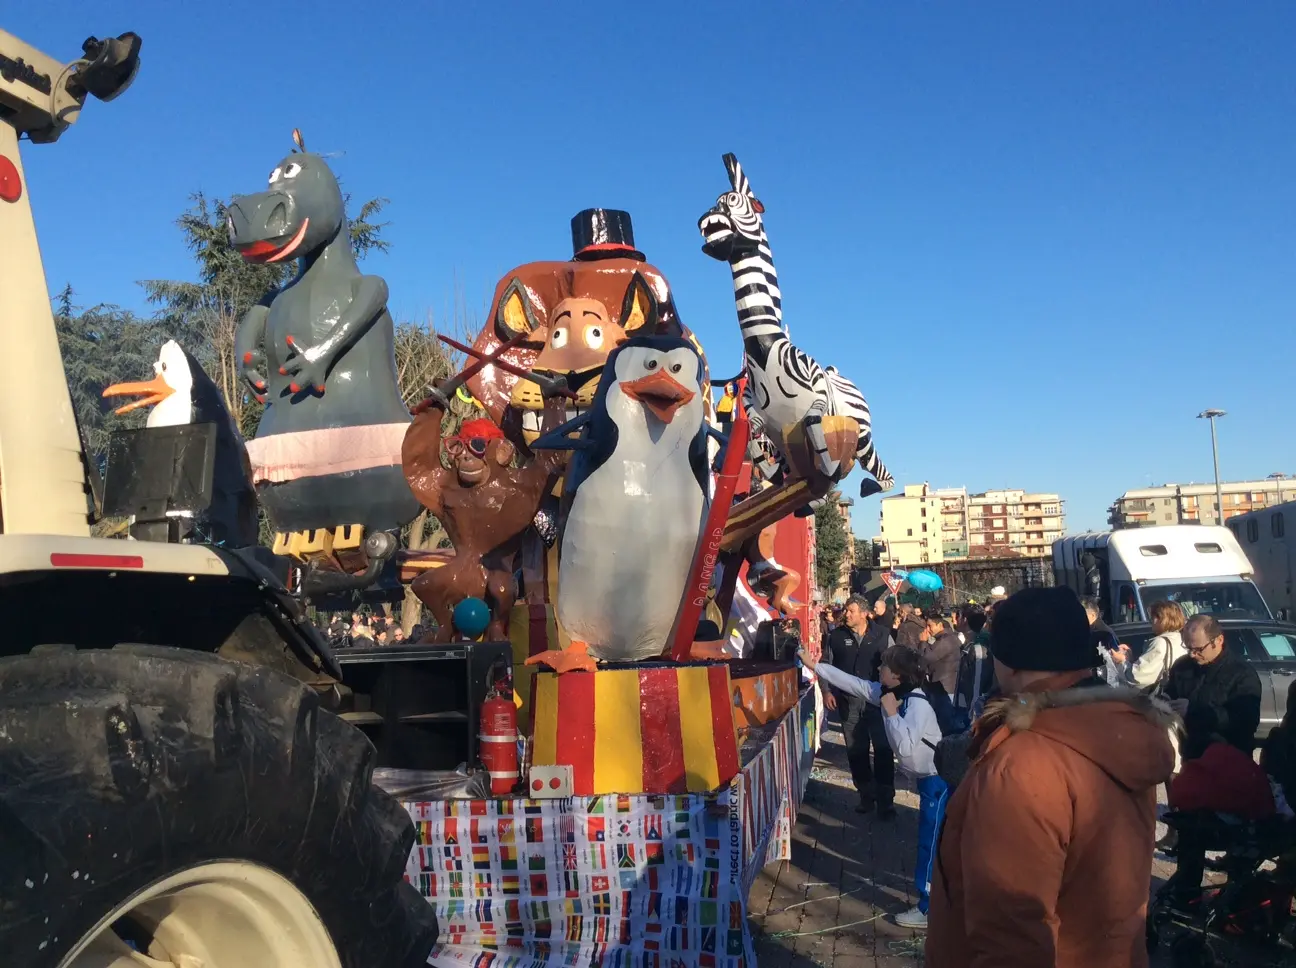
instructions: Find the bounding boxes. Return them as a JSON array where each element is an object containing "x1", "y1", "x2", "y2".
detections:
[{"x1": 990, "y1": 587, "x2": 1093, "y2": 672}]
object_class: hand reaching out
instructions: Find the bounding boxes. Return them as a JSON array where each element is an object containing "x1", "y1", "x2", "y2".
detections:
[{"x1": 880, "y1": 692, "x2": 900, "y2": 717}]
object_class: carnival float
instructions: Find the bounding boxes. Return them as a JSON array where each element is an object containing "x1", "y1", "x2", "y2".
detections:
[{"x1": 108, "y1": 141, "x2": 893, "y2": 967}]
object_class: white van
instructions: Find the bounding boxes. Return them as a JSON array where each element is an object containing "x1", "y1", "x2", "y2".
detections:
[{"x1": 1052, "y1": 525, "x2": 1272, "y2": 624}]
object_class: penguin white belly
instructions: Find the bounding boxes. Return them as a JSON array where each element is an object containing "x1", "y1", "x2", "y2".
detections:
[{"x1": 557, "y1": 456, "x2": 707, "y2": 661}]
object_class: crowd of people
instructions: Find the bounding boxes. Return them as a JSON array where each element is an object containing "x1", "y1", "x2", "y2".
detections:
[
  {"x1": 802, "y1": 584, "x2": 1286, "y2": 966},
  {"x1": 324, "y1": 611, "x2": 420, "y2": 648}
]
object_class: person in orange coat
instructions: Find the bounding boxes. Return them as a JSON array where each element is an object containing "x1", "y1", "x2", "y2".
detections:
[{"x1": 925, "y1": 587, "x2": 1177, "y2": 968}]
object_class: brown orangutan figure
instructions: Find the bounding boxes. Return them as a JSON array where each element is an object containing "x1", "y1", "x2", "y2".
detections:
[
  {"x1": 402, "y1": 397, "x2": 553, "y2": 642},
  {"x1": 742, "y1": 524, "x2": 801, "y2": 615}
]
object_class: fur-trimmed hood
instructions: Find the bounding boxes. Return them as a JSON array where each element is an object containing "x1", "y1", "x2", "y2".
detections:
[{"x1": 973, "y1": 682, "x2": 1179, "y2": 793}]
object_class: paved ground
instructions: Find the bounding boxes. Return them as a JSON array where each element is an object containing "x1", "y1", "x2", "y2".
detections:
[{"x1": 744, "y1": 715, "x2": 1275, "y2": 967}]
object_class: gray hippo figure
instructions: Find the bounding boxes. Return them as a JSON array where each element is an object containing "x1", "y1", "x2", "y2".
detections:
[{"x1": 229, "y1": 141, "x2": 418, "y2": 541}]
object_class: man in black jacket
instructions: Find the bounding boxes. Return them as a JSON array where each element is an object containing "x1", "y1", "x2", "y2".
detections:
[
  {"x1": 823, "y1": 595, "x2": 896, "y2": 817},
  {"x1": 1164, "y1": 614, "x2": 1262, "y2": 757},
  {"x1": 1162, "y1": 613, "x2": 1264, "y2": 904}
]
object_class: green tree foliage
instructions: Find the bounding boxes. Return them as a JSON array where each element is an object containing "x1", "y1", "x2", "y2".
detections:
[
  {"x1": 54, "y1": 284, "x2": 163, "y2": 461},
  {"x1": 853, "y1": 536, "x2": 874, "y2": 569},
  {"x1": 814, "y1": 489, "x2": 849, "y2": 596}
]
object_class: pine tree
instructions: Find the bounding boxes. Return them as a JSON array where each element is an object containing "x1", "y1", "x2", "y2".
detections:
[{"x1": 814, "y1": 490, "x2": 849, "y2": 597}]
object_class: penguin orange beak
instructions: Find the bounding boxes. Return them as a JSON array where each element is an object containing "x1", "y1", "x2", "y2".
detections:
[
  {"x1": 102, "y1": 374, "x2": 174, "y2": 415},
  {"x1": 620, "y1": 370, "x2": 696, "y2": 424}
]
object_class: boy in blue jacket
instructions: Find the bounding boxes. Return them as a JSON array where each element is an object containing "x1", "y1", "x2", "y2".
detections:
[{"x1": 801, "y1": 644, "x2": 948, "y2": 930}]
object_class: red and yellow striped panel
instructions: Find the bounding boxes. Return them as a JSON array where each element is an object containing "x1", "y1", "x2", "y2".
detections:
[{"x1": 530, "y1": 664, "x2": 741, "y2": 795}]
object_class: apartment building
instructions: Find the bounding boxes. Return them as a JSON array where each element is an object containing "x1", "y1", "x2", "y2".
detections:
[
  {"x1": 876, "y1": 484, "x2": 1066, "y2": 567},
  {"x1": 967, "y1": 489, "x2": 1066, "y2": 559},
  {"x1": 1109, "y1": 477, "x2": 1296, "y2": 529}
]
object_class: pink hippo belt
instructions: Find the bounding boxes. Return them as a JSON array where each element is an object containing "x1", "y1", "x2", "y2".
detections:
[{"x1": 244, "y1": 422, "x2": 409, "y2": 484}]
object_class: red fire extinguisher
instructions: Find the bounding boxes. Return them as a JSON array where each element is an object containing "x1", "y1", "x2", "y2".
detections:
[{"x1": 478, "y1": 669, "x2": 518, "y2": 796}]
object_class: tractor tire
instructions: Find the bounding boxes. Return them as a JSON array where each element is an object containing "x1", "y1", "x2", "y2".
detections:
[{"x1": 0, "y1": 645, "x2": 437, "y2": 968}]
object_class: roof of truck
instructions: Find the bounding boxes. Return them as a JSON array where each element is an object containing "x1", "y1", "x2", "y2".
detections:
[{"x1": 1054, "y1": 526, "x2": 1252, "y2": 581}]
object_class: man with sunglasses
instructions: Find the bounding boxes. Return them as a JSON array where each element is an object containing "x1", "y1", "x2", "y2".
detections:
[
  {"x1": 1159, "y1": 613, "x2": 1263, "y2": 906},
  {"x1": 1163, "y1": 614, "x2": 1262, "y2": 757}
]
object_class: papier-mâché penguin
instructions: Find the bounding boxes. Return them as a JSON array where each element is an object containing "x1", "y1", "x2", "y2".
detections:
[
  {"x1": 103, "y1": 340, "x2": 259, "y2": 548},
  {"x1": 526, "y1": 334, "x2": 713, "y2": 673}
]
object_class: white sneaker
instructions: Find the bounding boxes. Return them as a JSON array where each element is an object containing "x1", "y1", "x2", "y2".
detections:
[{"x1": 893, "y1": 906, "x2": 927, "y2": 930}]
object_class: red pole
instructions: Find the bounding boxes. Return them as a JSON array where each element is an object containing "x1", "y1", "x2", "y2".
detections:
[{"x1": 668, "y1": 380, "x2": 751, "y2": 662}]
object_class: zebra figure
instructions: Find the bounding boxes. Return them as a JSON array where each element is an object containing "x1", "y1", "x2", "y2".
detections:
[{"x1": 698, "y1": 152, "x2": 894, "y2": 499}]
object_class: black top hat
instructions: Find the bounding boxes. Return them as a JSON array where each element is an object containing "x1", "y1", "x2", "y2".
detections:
[{"x1": 571, "y1": 209, "x2": 645, "y2": 262}]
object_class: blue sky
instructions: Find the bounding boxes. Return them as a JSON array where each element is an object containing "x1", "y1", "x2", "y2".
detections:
[{"x1": 11, "y1": 2, "x2": 1295, "y2": 534}]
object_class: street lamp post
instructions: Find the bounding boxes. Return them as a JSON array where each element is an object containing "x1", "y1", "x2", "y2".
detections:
[{"x1": 1197, "y1": 409, "x2": 1227, "y2": 525}]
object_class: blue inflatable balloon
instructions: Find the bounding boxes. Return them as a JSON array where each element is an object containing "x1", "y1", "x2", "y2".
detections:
[
  {"x1": 906, "y1": 569, "x2": 944, "y2": 592},
  {"x1": 452, "y1": 597, "x2": 491, "y2": 639}
]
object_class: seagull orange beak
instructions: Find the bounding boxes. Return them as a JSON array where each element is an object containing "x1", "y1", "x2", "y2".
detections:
[
  {"x1": 620, "y1": 369, "x2": 696, "y2": 423},
  {"x1": 102, "y1": 373, "x2": 174, "y2": 415}
]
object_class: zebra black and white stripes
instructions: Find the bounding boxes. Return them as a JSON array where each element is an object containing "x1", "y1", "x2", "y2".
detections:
[{"x1": 698, "y1": 153, "x2": 894, "y2": 497}]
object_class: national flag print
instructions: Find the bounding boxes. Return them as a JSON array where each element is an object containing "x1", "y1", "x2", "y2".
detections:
[
  {"x1": 726, "y1": 931, "x2": 744, "y2": 955},
  {"x1": 618, "y1": 869, "x2": 636, "y2": 889},
  {"x1": 643, "y1": 814, "x2": 662, "y2": 841},
  {"x1": 444, "y1": 819, "x2": 459, "y2": 844},
  {"x1": 529, "y1": 854, "x2": 546, "y2": 871},
  {"x1": 590, "y1": 875, "x2": 610, "y2": 893},
  {"x1": 564, "y1": 870, "x2": 580, "y2": 896},
  {"x1": 563, "y1": 844, "x2": 578, "y2": 870},
  {"x1": 499, "y1": 845, "x2": 518, "y2": 871},
  {"x1": 473, "y1": 872, "x2": 492, "y2": 894},
  {"x1": 592, "y1": 893, "x2": 611, "y2": 916},
  {"x1": 646, "y1": 842, "x2": 664, "y2": 865},
  {"x1": 497, "y1": 818, "x2": 514, "y2": 843},
  {"x1": 616, "y1": 844, "x2": 635, "y2": 868},
  {"x1": 525, "y1": 818, "x2": 544, "y2": 843},
  {"x1": 583, "y1": 843, "x2": 606, "y2": 869},
  {"x1": 699, "y1": 901, "x2": 717, "y2": 926},
  {"x1": 528, "y1": 874, "x2": 549, "y2": 897},
  {"x1": 701, "y1": 870, "x2": 718, "y2": 898},
  {"x1": 469, "y1": 799, "x2": 488, "y2": 817},
  {"x1": 587, "y1": 816, "x2": 605, "y2": 842},
  {"x1": 471, "y1": 820, "x2": 488, "y2": 843},
  {"x1": 501, "y1": 874, "x2": 520, "y2": 895},
  {"x1": 678, "y1": 866, "x2": 695, "y2": 897},
  {"x1": 674, "y1": 897, "x2": 689, "y2": 925},
  {"x1": 701, "y1": 927, "x2": 717, "y2": 953},
  {"x1": 729, "y1": 901, "x2": 743, "y2": 929},
  {"x1": 617, "y1": 794, "x2": 632, "y2": 813},
  {"x1": 472, "y1": 846, "x2": 491, "y2": 870}
]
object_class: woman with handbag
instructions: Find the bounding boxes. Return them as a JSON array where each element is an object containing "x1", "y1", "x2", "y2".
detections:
[{"x1": 1113, "y1": 599, "x2": 1186, "y2": 693}]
